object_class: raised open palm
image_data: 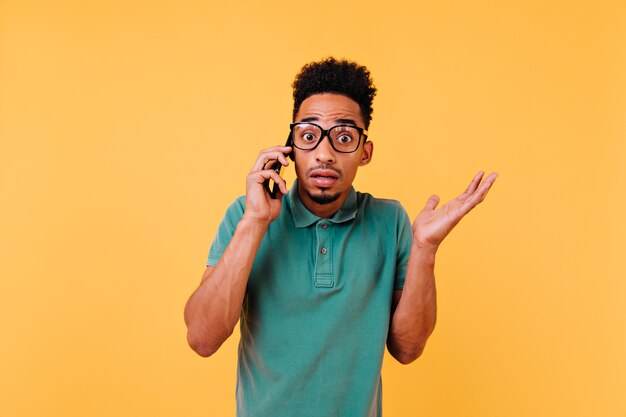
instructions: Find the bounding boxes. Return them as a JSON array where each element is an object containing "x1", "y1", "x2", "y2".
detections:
[{"x1": 412, "y1": 171, "x2": 498, "y2": 250}]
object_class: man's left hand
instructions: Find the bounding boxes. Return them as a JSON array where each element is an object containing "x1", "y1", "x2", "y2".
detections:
[{"x1": 412, "y1": 171, "x2": 499, "y2": 251}]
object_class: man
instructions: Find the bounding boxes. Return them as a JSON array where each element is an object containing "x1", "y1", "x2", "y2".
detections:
[{"x1": 184, "y1": 57, "x2": 498, "y2": 417}]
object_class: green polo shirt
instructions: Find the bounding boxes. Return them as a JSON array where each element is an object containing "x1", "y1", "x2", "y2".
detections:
[{"x1": 207, "y1": 181, "x2": 413, "y2": 417}]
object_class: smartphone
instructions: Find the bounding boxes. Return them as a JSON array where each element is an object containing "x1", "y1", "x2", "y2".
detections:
[
  {"x1": 267, "y1": 160, "x2": 283, "y2": 199},
  {"x1": 265, "y1": 133, "x2": 293, "y2": 199}
]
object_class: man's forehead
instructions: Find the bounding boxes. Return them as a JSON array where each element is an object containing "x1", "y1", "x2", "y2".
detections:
[{"x1": 295, "y1": 93, "x2": 364, "y2": 126}]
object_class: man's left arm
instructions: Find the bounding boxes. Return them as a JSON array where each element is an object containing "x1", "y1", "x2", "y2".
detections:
[{"x1": 387, "y1": 171, "x2": 498, "y2": 364}]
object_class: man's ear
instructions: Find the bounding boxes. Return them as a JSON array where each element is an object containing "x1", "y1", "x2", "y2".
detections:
[{"x1": 359, "y1": 141, "x2": 373, "y2": 166}]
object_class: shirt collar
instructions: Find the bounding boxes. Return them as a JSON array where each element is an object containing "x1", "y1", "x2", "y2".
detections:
[{"x1": 288, "y1": 180, "x2": 358, "y2": 228}]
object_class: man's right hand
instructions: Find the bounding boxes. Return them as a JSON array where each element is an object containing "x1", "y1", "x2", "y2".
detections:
[{"x1": 244, "y1": 145, "x2": 292, "y2": 224}]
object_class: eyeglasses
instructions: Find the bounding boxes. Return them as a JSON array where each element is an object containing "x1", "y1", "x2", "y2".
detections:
[{"x1": 289, "y1": 122, "x2": 368, "y2": 154}]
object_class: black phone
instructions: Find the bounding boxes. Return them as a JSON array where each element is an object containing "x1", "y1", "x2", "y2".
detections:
[{"x1": 266, "y1": 133, "x2": 293, "y2": 199}]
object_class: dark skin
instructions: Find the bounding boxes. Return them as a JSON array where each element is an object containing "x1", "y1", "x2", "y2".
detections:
[{"x1": 183, "y1": 93, "x2": 498, "y2": 362}]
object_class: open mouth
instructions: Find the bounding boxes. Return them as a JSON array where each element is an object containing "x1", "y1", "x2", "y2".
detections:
[
  {"x1": 311, "y1": 177, "x2": 337, "y2": 187},
  {"x1": 310, "y1": 170, "x2": 339, "y2": 188}
]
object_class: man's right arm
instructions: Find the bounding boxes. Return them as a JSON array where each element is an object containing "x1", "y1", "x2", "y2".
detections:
[
  {"x1": 184, "y1": 217, "x2": 271, "y2": 357},
  {"x1": 183, "y1": 145, "x2": 292, "y2": 357}
]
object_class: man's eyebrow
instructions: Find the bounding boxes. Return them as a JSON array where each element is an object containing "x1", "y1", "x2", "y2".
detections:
[
  {"x1": 297, "y1": 117, "x2": 359, "y2": 126},
  {"x1": 335, "y1": 118, "x2": 358, "y2": 126}
]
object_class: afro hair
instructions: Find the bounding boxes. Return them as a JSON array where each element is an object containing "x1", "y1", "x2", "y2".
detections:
[{"x1": 292, "y1": 57, "x2": 377, "y2": 129}]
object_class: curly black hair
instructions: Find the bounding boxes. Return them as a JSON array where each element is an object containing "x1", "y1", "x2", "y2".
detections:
[{"x1": 292, "y1": 57, "x2": 377, "y2": 129}]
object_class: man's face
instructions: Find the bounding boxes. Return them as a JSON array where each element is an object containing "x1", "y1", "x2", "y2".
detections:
[{"x1": 292, "y1": 93, "x2": 373, "y2": 214}]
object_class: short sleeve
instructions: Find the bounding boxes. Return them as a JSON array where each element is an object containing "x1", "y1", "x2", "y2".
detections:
[
  {"x1": 206, "y1": 196, "x2": 246, "y2": 267},
  {"x1": 394, "y1": 205, "x2": 413, "y2": 290}
]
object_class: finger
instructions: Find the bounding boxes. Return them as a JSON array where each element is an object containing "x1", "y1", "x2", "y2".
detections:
[
  {"x1": 474, "y1": 172, "x2": 498, "y2": 196},
  {"x1": 271, "y1": 192, "x2": 284, "y2": 205},
  {"x1": 274, "y1": 187, "x2": 286, "y2": 201},
  {"x1": 458, "y1": 171, "x2": 485, "y2": 200},
  {"x1": 252, "y1": 147, "x2": 292, "y2": 172},
  {"x1": 266, "y1": 146, "x2": 293, "y2": 170},
  {"x1": 264, "y1": 153, "x2": 290, "y2": 171},
  {"x1": 259, "y1": 145, "x2": 293, "y2": 155},
  {"x1": 422, "y1": 194, "x2": 440, "y2": 211},
  {"x1": 464, "y1": 172, "x2": 498, "y2": 208},
  {"x1": 254, "y1": 149, "x2": 291, "y2": 172},
  {"x1": 253, "y1": 169, "x2": 288, "y2": 195},
  {"x1": 482, "y1": 172, "x2": 498, "y2": 187}
]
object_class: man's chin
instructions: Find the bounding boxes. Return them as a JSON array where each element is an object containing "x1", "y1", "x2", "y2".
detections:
[{"x1": 307, "y1": 189, "x2": 341, "y2": 205}]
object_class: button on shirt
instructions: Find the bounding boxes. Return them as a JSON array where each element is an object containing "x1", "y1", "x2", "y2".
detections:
[{"x1": 207, "y1": 180, "x2": 413, "y2": 417}]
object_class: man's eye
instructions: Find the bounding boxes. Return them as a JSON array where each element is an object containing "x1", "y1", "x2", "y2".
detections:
[
  {"x1": 337, "y1": 134, "x2": 353, "y2": 144},
  {"x1": 302, "y1": 133, "x2": 317, "y2": 142}
]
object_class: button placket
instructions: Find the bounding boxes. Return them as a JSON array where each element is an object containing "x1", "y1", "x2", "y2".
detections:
[{"x1": 314, "y1": 222, "x2": 333, "y2": 287}]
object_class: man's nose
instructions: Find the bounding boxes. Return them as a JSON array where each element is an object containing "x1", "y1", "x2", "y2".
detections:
[{"x1": 314, "y1": 134, "x2": 336, "y2": 164}]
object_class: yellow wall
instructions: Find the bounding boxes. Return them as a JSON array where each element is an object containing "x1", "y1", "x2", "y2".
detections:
[{"x1": 1, "y1": 1, "x2": 625, "y2": 416}]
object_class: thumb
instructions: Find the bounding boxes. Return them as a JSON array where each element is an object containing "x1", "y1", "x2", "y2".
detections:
[{"x1": 423, "y1": 194, "x2": 440, "y2": 211}]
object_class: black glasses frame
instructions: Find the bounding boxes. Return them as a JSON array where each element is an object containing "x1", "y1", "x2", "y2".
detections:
[{"x1": 289, "y1": 122, "x2": 369, "y2": 154}]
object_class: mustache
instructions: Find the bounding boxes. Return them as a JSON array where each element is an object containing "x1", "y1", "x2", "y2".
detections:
[{"x1": 306, "y1": 165, "x2": 343, "y2": 178}]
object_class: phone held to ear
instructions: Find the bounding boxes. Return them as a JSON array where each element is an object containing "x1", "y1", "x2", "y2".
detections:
[
  {"x1": 265, "y1": 133, "x2": 294, "y2": 199},
  {"x1": 267, "y1": 160, "x2": 283, "y2": 199}
]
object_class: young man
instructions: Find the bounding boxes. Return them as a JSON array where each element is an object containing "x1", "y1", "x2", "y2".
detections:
[{"x1": 184, "y1": 57, "x2": 498, "y2": 417}]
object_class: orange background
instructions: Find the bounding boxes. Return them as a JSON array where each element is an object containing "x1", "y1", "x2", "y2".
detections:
[{"x1": 1, "y1": 1, "x2": 625, "y2": 416}]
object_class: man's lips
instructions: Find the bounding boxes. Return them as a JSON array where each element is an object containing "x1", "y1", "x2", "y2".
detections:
[
  {"x1": 310, "y1": 169, "x2": 339, "y2": 179},
  {"x1": 308, "y1": 168, "x2": 341, "y2": 188}
]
